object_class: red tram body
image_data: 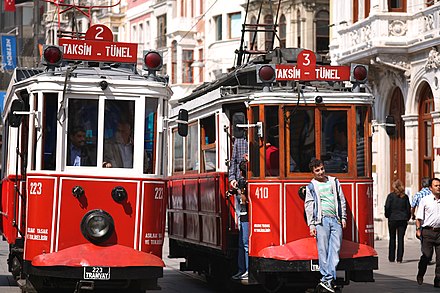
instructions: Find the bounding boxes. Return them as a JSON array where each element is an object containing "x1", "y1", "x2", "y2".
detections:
[
  {"x1": 167, "y1": 48, "x2": 378, "y2": 292},
  {"x1": 1, "y1": 25, "x2": 171, "y2": 292}
]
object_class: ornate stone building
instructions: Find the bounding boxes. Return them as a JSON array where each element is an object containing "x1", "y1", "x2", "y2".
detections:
[{"x1": 330, "y1": 0, "x2": 440, "y2": 239}]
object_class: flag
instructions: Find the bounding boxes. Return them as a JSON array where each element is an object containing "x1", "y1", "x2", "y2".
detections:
[
  {"x1": 1, "y1": 35, "x2": 17, "y2": 70},
  {"x1": 4, "y1": 0, "x2": 15, "y2": 12}
]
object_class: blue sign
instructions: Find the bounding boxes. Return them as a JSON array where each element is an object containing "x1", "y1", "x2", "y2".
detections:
[
  {"x1": 0, "y1": 92, "x2": 5, "y2": 115},
  {"x1": 1, "y1": 35, "x2": 17, "y2": 70}
]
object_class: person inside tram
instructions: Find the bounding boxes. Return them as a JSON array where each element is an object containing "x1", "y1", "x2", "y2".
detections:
[
  {"x1": 67, "y1": 126, "x2": 95, "y2": 166},
  {"x1": 266, "y1": 128, "x2": 279, "y2": 176},
  {"x1": 103, "y1": 120, "x2": 134, "y2": 168},
  {"x1": 324, "y1": 123, "x2": 348, "y2": 173}
]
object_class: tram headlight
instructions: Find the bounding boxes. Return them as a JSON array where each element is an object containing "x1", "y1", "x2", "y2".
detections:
[
  {"x1": 143, "y1": 50, "x2": 163, "y2": 71},
  {"x1": 42, "y1": 45, "x2": 63, "y2": 67},
  {"x1": 80, "y1": 209, "x2": 114, "y2": 244},
  {"x1": 256, "y1": 64, "x2": 276, "y2": 83}
]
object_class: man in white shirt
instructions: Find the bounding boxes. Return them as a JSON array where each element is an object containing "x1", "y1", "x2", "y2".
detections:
[{"x1": 415, "y1": 178, "x2": 440, "y2": 287}]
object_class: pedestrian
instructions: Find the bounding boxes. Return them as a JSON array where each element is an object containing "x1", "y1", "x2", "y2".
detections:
[
  {"x1": 411, "y1": 177, "x2": 431, "y2": 220},
  {"x1": 415, "y1": 177, "x2": 440, "y2": 287},
  {"x1": 384, "y1": 179, "x2": 411, "y2": 263},
  {"x1": 304, "y1": 158, "x2": 347, "y2": 293}
]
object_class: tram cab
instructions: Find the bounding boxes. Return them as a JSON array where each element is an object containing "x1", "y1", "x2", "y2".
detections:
[{"x1": 1, "y1": 29, "x2": 171, "y2": 292}]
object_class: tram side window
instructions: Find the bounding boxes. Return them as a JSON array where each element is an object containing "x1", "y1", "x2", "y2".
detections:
[
  {"x1": 103, "y1": 100, "x2": 135, "y2": 168},
  {"x1": 321, "y1": 111, "x2": 348, "y2": 173},
  {"x1": 356, "y1": 107, "x2": 368, "y2": 177},
  {"x1": 288, "y1": 108, "x2": 315, "y2": 172},
  {"x1": 144, "y1": 98, "x2": 158, "y2": 174},
  {"x1": 42, "y1": 94, "x2": 58, "y2": 170},
  {"x1": 265, "y1": 106, "x2": 279, "y2": 177},
  {"x1": 173, "y1": 129, "x2": 184, "y2": 173},
  {"x1": 201, "y1": 115, "x2": 216, "y2": 172},
  {"x1": 67, "y1": 99, "x2": 98, "y2": 167},
  {"x1": 186, "y1": 123, "x2": 199, "y2": 172}
]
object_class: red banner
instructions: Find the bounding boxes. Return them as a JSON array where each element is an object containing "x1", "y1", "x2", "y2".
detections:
[{"x1": 4, "y1": 0, "x2": 15, "y2": 12}]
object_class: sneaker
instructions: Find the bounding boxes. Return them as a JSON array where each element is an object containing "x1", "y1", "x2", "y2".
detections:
[
  {"x1": 417, "y1": 275, "x2": 423, "y2": 285},
  {"x1": 239, "y1": 271, "x2": 248, "y2": 280},
  {"x1": 319, "y1": 281, "x2": 335, "y2": 293},
  {"x1": 232, "y1": 272, "x2": 243, "y2": 280}
]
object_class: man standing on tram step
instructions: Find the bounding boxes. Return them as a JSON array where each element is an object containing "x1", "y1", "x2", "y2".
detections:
[
  {"x1": 228, "y1": 136, "x2": 248, "y2": 280},
  {"x1": 415, "y1": 177, "x2": 440, "y2": 287},
  {"x1": 304, "y1": 159, "x2": 347, "y2": 293}
]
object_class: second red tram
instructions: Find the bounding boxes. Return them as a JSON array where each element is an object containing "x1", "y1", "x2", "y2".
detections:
[
  {"x1": 1, "y1": 27, "x2": 171, "y2": 292},
  {"x1": 167, "y1": 48, "x2": 378, "y2": 292}
]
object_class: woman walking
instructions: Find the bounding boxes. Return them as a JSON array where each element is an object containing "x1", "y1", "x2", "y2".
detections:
[{"x1": 384, "y1": 179, "x2": 411, "y2": 263}]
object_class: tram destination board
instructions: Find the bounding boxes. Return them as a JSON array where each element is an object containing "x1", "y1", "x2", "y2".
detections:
[
  {"x1": 58, "y1": 24, "x2": 138, "y2": 63},
  {"x1": 83, "y1": 266, "x2": 111, "y2": 280},
  {"x1": 59, "y1": 38, "x2": 138, "y2": 63}
]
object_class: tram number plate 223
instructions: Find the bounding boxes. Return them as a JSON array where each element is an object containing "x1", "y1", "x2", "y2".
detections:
[{"x1": 83, "y1": 266, "x2": 111, "y2": 280}]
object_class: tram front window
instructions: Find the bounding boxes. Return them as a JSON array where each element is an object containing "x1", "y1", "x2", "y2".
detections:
[
  {"x1": 103, "y1": 100, "x2": 135, "y2": 168},
  {"x1": 265, "y1": 106, "x2": 279, "y2": 177},
  {"x1": 321, "y1": 111, "x2": 348, "y2": 173},
  {"x1": 67, "y1": 99, "x2": 98, "y2": 167}
]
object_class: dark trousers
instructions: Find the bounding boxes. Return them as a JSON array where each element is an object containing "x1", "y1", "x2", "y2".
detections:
[
  {"x1": 418, "y1": 229, "x2": 440, "y2": 281},
  {"x1": 388, "y1": 220, "x2": 408, "y2": 262}
]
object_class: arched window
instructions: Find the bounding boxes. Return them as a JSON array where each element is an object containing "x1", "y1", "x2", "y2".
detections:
[
  {"x1": 264, "y1": 14, "x2": 273, "y2": 51},
  {"x1": 418, "y1": 83, "x2": 434, "y2": 180},
  {"x1": 279, "y1": 14, "x2": 286, "y2": 48},
  {"x1": 315, "y1": 10, "x2": 329, "y2": 54},
  {"x1": 249, "y1": 16, "x2": 257, "y2": 50}
]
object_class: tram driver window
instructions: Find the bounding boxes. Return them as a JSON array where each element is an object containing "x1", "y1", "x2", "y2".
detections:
[
  {"x1": 287, "y1": 108, "x2": 315, "y2": 172},
  {"x1": 321, "y1": 111, "x2": 348, "y2": 173},
  {"x1": 103, "y1": 100, "x2": 135, "y2": 168},
  {"x1": 67, "y1": 99, "x2": 98, "y2": 167}
]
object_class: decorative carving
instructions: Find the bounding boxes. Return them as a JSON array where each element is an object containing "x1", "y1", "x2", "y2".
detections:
[
  {"x1": 389, "y1": 20, "x2": 407, "y2": 37},
  {"x1": 425, "y1": 47, "x2": 440, "y2": 71}
]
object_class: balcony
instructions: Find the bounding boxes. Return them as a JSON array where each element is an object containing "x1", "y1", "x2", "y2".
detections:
[{"x1": 332, "y1": 5, "x2": 440, "y2": 64}]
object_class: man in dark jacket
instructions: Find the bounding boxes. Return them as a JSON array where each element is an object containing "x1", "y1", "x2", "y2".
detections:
[{"x1": 67, "y1": 126, "x2": 95, "y2": 166}]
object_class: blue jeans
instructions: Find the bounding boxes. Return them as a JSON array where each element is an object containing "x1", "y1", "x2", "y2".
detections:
[
  {"x1": 238, "y1": 221, "x2": 249, "y2": 273},
  {"x1": 316, "y1": 216, "x2": 342, "y2": 282}
]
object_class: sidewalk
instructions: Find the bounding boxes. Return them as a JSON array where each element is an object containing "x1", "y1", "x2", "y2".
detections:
[{"x1": 345, "y1": 238, "x2": 439, "y2": 293}]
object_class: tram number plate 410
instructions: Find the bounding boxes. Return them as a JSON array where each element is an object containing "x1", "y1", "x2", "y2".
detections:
[{"x1": 83, "y1": 267, "x2": 111, "y2": 280}]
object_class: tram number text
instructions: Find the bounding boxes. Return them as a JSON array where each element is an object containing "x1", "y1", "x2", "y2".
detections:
[
  {"x1": 29, "y1": 182, "x2": 42, "y2": 195},
  {"x1": 255, "y1": 187, "x2": 269, "y2": 199},
  {"x1": 154, "y1": 187, "x2": 164, "y2": 200}
]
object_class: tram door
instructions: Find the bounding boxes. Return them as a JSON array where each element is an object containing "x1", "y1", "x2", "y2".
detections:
[{"x1": 389, "y1": 88, "x2": 405, "y2": 185}]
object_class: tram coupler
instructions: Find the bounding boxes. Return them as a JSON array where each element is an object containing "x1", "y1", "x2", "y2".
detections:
[{"x1": 74, "y1": 280, "x2": 95, "y2": 292}]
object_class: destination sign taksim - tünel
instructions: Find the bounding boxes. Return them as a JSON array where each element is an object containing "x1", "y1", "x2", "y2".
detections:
[
  {"x1": 275, "y1": 50, "x2": 350, "y2": 81},
  {"x1": 59, "y1": 25, "x2": 138, "y2": 63}
]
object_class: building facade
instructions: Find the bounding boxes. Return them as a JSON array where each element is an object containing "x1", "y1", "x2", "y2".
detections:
[{"x1": 330, "y1": 0, "x2": 440, "y2": 239}]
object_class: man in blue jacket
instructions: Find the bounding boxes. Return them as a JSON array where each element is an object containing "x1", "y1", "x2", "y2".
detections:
[{"x1": 305, "y1": 159, "x2": 347, "y2": 293}]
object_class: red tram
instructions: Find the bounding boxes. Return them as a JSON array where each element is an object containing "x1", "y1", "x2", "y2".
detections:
[
  {"x1": 1, "y1": 23, "x2": 171, "y2": 292},
  {"x1": 166, "y1": 47, "x2": 378, "y2": 292}
]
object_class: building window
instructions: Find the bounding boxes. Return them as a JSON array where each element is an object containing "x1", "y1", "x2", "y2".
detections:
[
  {"x1": 157, "y1": 14, "x2": 167, "y2": 48},
  {"x1": 199, "y1": 48, "x2": 204, "y2": 82},
  {"x1": 172, "y1": 41, "x2": 177, "y2": 84},
  {"x1": 182, "y1": 50, "x2": 194, "y2": 83},
  {"x1": 316, "y1": 10, "x2": 329, "y2": 54},
  {"x1": 214, "y1": 15, "x2": 222, "y2": 41},
  {"x1": 229, "y1": 12, "x2": 241, "y2": 39},
  {"x1": 112, "y1": 26, "x2": 119, "y2": 42},
  {"x1": 296, "y1": 10, "x2": 301, "y2": 48},
  {"x1": 139, "y1": 23, "x2": 144, "y2": 44},
  {"x1": 279, "y1": 14, "x2": 286, "y2": 48},
  {"x1": 264, "y1": 14, "x2": 274, "y2": 51},
  {"x1": 145, "y1": 21, "x2": 150, "y2": 46},
  {"x1": 389, "y1": 0, "x2": 406, "y2": 12},
  {"x1": 131, "y1": 25, "x2": 137, "y2": 43}
]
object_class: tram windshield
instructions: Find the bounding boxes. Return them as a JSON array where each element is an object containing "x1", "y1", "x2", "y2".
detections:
[{"x1": 247, "y1": 104, "x2": 370, "y2": 178}]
